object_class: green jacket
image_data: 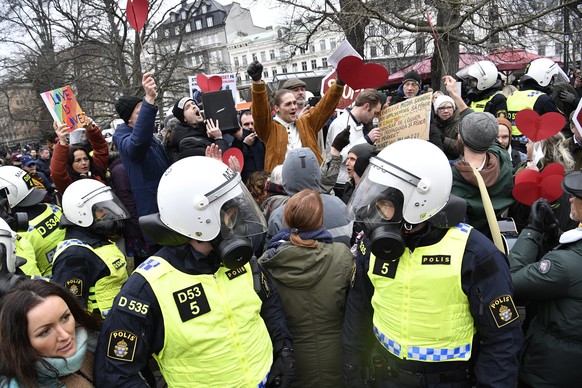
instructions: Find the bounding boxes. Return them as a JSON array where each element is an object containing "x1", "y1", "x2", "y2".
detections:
[
  {"x1": 451, "y1": 141, "x2": 514, "y2": 236},
  {"x1": 509, "y1": 228, "x2": 582, "y2": 387},
  {"x1": 259, "y1": 241, "x2": 353, "y2": 388}
]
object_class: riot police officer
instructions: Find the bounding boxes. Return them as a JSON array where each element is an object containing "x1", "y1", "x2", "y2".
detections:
[
  {"x1": 51, "y1": 179, "x2": 129, "y2": 318},
  {"x1": 458, "y1": 60, "x2": 507, "y2": 117},
  {"x1": 342, "y1": 139, "x2": 523, "y2": 387},
  {"x1": 95, "y1": 156, "x2": 295, "y2": 387}
]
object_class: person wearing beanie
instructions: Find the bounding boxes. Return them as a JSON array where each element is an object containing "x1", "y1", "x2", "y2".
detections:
[
  {"x1": 496, "y1": 117, "x2": 526, "y2": 170},
  {"x1": 112, "y1": 72, "x2": 169, "y2": 250},
  {"x1": 391, "y1": 69, "x2": 422, "y2": 105},
  {"x1": 451, "y1": 112, "x2": 515, "y2": 238},
  {"x1": 165, "y1": 96, "x2": 228, "y2": 163}
]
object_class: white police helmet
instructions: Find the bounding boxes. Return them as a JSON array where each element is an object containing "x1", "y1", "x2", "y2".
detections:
[
  {"x1": 0, "y1": 217, "x2": 17, "y2": 273},
  {"x1": 347, "y1": 139, "x2": 452, "y2": 226},
  {"x1": 156, "y1": 156, "x2": 267, "y2": 241},
  {"x1": 522, "y1": 58, "x2": 569, "y2": 87},
  {"x1": 62, "y1": 179, "x2": 128, "y2": 228},
  {"x1": 0, "y1": 166, "x2": 47, "y2": 208},
  {"x1": 466, "y1": 61, "x2": 499, "y2": 91}
]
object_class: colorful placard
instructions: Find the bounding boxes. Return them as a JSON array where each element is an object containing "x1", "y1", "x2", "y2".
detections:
[
  {"x1": 376, "y1": 93, "x2": 433, "y2": 149},
  {"x1": 40, "y1": 85, "x2": 86, "y2": 131}
]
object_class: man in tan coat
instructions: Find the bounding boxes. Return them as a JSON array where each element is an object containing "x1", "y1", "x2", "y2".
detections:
[{"x1": 247, "y1": 61, "x2": 344, "y2": 172}]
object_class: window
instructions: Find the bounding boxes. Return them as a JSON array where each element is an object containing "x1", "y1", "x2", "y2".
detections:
[
  {"x1": 320, "y1": 40, "x2": 326, "y2": 51},
  {"x1": 174, "y1": 26, "x2": 180, "y2": 36},
  {"x1": 269, "y1": 49, "x2": 275, "y2": 60},
  {"x1": 252, "y1": 53, "x2": 257, "y2": 61},
  {"x1": 201, "y1": 4, "x2": 208, "y2": 13},
  {"x1": 301, "y1": 61, "x2": 307, "y2": 71},
  {"x1": 242, "y1": 54, "x2": 248, "y2": 66},
  {"x1": 397, "y1": 42, "x2": 404, "y2": 53},
  {"x1": 518, "y1": 27, "x2": 525, "y2": 37},
  {"x1": 300, "y1": 48, "x2": 306, "y2": 54},
  {"x1": 195, "y1": 20, "x2": 202, "y2": 30},
  {"x1": 382, "y1": 25, "x2": 390, "y2": 35},
  {"x1": 369, "y1": 25, "x2": 376, "y2": 35},
  {"x1": 264, "y1": 70, "x2": 269, "y2": 78},
  {"x1": 415, "y1": 37, "x2": 425, "y2": 55},
  {"x1": 272, "y1": 67, "x2": 277, "y2": 76},
  {"x1": 164, "y1": 29, "x2": 170, "y2": 37},
  {"x1": 310, "y1": 43, "x2": 315, "y2": 53},
  {"x1": 555, "y1": 42, "x2": 563, "y2": 56},
  {"x1": 330, "y1": 39, "x2": 336, "y2": 49},
  {"x1": 206, "y1": 16, "x2": 213, "y2": 27},
  {"x1": 234, "y1": 57, "x2": 240, "y2": 67},
  {"x1": 322, "y1": 58, "x2": 327, "y2": 67},
  {"x1": 185, "y1": 23, "x2": 192, "y2": 33},
  {"x1": 260, "y1": 51, "x2": 266, "y2": 61},
  {"x1": 491, "y1": 33, "x2": 499, "y2": 44},
  {"x1": 181, "y1": 11, "x2": 187, "y2": 20},
  {"x1": 383, "y1": 45, "x2": 390, "y2": 55},
  {"x1": 282, "y1": 65, "x2": 288, "y2": 73},
  {"x1": 538, "y1": 44, "x2": 546, "y2": 56},
  {"x1": 370, "y1": 46, "x2": 377, "y2": 57},
  {"x1": 311, "y1": 59, "x2": 317, "y2": 69},
  {"x1": 292, "y1": 63, "x2": 298, "y2": 72},
  {"x1": 245, "y1": 74, "x2": 250, "y2": 81}
]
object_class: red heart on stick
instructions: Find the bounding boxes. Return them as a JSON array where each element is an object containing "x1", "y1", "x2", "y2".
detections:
[
  {"x1": 515, "y1": 110, "x2": 565, "y2": 142},
  {"x1": 336, "y1": 56, "x2": 389, "y2": 89},
  {"x1": 222, "y1": 147, "x2": 244, "y2": 172},
  {"x1": 512, "y1": 162, "x2": 565, "y2": 206},
  {"x1": 196, "y1": 74, "x2": 222, "y2": 93},
  {"x1": 126, "y1": 0, "x2": 149, "y2": 33}
]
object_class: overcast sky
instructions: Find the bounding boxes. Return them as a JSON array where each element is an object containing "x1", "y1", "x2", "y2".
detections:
[{"x1": 216, "y1": 0, "x2": 285, "y2": 28}]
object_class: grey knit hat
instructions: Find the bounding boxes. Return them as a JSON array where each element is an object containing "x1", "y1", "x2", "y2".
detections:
[{"x1": 459, "y1": 112, "x2": 499, "y2": 152}]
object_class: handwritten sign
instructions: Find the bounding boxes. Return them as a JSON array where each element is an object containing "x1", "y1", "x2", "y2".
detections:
[
  {"x1": 376, "y1": 93, "x2": 433, "y2": 149},
  {"x1": 189, "y1": 73, "x2": 238, "y2": 103},
  {"x1": 40, "y1": 86, "x2": 86, "y2": 131}
]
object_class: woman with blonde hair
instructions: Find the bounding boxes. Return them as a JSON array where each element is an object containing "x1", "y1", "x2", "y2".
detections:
[{"x1": 259, "y1": 189, "x2": 353, "y2": 387}]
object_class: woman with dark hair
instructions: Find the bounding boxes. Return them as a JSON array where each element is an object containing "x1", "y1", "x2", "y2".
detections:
[
  {"x1": 50, "y1": 118, "x2": 108, "y2": 195},
  {"x1": 258, "y1": 189, "x2": 353, "y2": 387},
  {"x1": 0, "y1": 279, "x2": 101, "y2": 387}
]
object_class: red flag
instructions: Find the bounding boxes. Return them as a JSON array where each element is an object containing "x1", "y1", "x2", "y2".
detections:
[{"x1": 127, "y1": 0, "x2": 148, "y2": 33}]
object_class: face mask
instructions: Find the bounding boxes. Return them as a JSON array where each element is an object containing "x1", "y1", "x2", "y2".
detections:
[{"x1": 91, "y1": 219, "x2": 125, "y2": 239}]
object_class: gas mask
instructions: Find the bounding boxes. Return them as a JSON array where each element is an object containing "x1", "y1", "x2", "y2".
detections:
[
  {"x1": 0, "y1": 189, "x2": 27, "y2": 232},
  {"x1": 355, "y1": 189, "x2": 406, "y2": 260},
  {"x1": 88, "y1": 202, "x2": 128, "y2": 240}
]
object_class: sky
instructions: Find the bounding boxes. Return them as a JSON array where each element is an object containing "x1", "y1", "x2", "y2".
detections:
[{"x1": 216, "y1": 0, "x2": 285, "y2": 28}]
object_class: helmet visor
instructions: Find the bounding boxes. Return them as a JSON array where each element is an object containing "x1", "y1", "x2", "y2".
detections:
[
  {"x1": 218, "y1": 184, "x2": 267, "y2": 240},
  {"x1": 90, "y1": 197, "x2": 129, "y2": 226}
]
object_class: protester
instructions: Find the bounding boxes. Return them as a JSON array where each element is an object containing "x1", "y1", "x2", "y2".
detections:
[
  {"x1": 232, "y1": 110, "x2": 266, "y2": 182},
  {"x1": 51, "y1": 118, "x2": 109, "y2": 195},
  {"x1": 51, "y1": 179, "x2": 129, "y2": 318},
  {"x1": 95, "y1": 156, "x2": 295, "y2": 387},
  {"x1": 391, "y1": 70, "x2": 422, "y2": 104},
  {"x1": 35, "y1": 147, "x2": 52, "y2": 182},
  {"x1": 247, "y1": 60, "x2": 344, "y2": 171},
  {"x1": 509, "y1": 173, "x2": 582, "y2": 387},
  {"x1": 565, "y1": 111, "x2": 582, "y2": 170},
  {"x1": 343, "y1": 139, "x2": 523, "y2": 387},
  {"x1": 259, "y1": 189, "x2": 353, "y2": 387},
  {"x1": 497, "y1": 117, "x2": 526, "y2": 170},
  {"x1": 0, "y1": 279, "x2": 101, "y2": 387},
  {"x1": 19, "y1": 155, "x2": 53, "y2": 195}
]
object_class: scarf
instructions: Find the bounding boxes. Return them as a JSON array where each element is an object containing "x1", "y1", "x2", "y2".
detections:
[{"x1": 268, "y1": 227, "x2": 333, "y2": 249}]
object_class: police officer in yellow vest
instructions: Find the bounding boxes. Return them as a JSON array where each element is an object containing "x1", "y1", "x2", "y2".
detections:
[
  {"x1": 51, "y1": 179, "x2": 129, "y2": 318},
  {"x1": 0, "y1": 166, "x2": 65, "y2": 277},
  {"x1": 342, "y1": 139, "x2": 523, "y2": 387},
  {"x1": 506, "y1": 58, "x2": 567, "y2": 153},
  {"x1": 95, "y1": 156, "x2": 295, "y2": 387},
  {"x1": 457, "y1": 60, "x2": 507, "y2": 118}
]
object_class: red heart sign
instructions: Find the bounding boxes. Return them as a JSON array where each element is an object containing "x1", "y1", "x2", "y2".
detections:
[
  {"x1": 126, "y1": 0, "x2": 149, "y2": 33},
  {"x1": 196, "y1": 74, "x2": 222, "y2": 93},
  {"x1": 515, "y1": 110, "x2": 565, "y2": 142},
  {"x1": 336, "y1": 56, "x2": 389, "y2": 90},
  {"x1": 512, "y1": 162, "x2": 565, "y2": 206},
  {"x1": 222, "y1": 147, "x2": 244, "y2": 172}
]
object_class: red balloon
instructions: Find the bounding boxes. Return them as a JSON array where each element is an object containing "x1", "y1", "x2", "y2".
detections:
[
  {"x1": 336, "y1": 56, "x2": 389, "y2": 90},
  {"x1": 127, "y1": 0, "x2": 148, "y2": 33}
]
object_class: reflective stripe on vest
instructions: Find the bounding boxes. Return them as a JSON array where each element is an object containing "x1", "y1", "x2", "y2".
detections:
[
  {"x1": 470, "y1": 94, "x2": 495, "y2": 112},
  {"x1": 368, "y1": 223, "x2": 476, "y2": 362},
  {"x1": 506, "y1": 90, "x2": 543, "y2": 136},
  {"x1": 54, "y1": 239, "x2": 127, "y2": 317},
  {"x1": 135, "y1": 256, "x2": 272, "y2": 387},
  {"x1": 22, "y1": 203, "x2": 65, "y2": 276}
]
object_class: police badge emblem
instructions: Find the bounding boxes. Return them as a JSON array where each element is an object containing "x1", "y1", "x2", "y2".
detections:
[{"x1": 115, "y1": 340, "x2": 129, "y2": 358}]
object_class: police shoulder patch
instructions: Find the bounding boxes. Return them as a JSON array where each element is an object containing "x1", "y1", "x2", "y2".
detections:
[
  {"x1": 64, "y1": 278, "x2": 83, "y2": 296},
  {"x1": 538, "y1": 259, "x2": 552, "y2": 274},
  {"x1": 107, "y1": 330, "x2": 138, "y2": 362},
  {"x1": 488, "y1": 294, "x2": 519, "y2": 328}
]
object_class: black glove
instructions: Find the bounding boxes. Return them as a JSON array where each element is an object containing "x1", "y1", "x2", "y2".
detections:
[
  {"x1": 332, "y1": 125, "x2": 351, "y2": 152},
  {"x1": 527, "y1": 199, "x2": 560, "y2": 233},
  {"x1": 247, "y1": 61, "x2": 263, "y2": 82},
  {"x1": 342, "y1": 362, "x2": 365, "y2": 388},
  {"x1": 560, "y1": 90, "x2": 577, "y2": 104},
  {"x1": 267, "y1": 347, "x2": 295, "y2": 388}
]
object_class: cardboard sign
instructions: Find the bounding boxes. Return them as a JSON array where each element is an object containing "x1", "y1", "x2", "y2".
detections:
[
  {"x1": 376, "y1": 93, "x2": 433, "y2": 149},
  {"x1": 40, "y1": 85, "x2": 86, "y2": 131}
]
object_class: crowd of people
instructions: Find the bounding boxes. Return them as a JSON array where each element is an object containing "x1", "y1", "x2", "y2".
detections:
[{"x1": 0, "y1": 55, "x2": 580, "y2": 387}]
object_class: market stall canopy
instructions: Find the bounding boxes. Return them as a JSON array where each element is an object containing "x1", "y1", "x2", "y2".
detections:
[{"x1": 486, "y1": 48, "x2": 563, "y2": 72}]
